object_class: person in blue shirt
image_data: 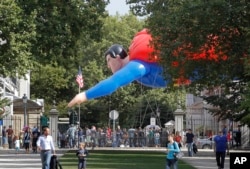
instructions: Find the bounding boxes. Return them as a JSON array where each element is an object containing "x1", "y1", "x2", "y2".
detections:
[
  {"x1": 166, "y1": 134, "x2": 180, "y2": 169},
  {"x1": 222, "y1": 125, "x2": 227, "y2": 136},
  {"x1": 214, "y1": 131, "x2": 227, "y2": 169}
]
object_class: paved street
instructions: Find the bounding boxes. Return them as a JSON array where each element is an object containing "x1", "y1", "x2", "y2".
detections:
[
  {"x1": 0, "y1": 149, "x2": 67, "y2": 169},
  {"x1": 0, "y1": 153, "x2": 41, "y2": 169},
  {"x1": 182, "y1": 156, "x2": 229, "y2": 169}
]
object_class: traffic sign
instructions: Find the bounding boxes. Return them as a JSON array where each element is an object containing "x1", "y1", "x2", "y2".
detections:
[{"x1": 109, "y1": 110, "x2": 119, "y2": 120}]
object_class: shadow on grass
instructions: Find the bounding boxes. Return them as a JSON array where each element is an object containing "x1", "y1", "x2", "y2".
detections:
[{"x1": 60, "y1": 150, "x2": 196, "y2": 169}]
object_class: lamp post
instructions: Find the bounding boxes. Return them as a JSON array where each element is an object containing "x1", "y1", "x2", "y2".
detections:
[
  {"x1": 203, "y1": 101, "x2": 207, "y2": 139},
  {"x1": 156, "y1": 108, "x2": 161, "y2": 127},
  {"x1": 22, "y1": 94, "x2": 27, "y2": 127}
]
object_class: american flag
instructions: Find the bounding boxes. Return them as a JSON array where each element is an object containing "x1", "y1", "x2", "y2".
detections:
[{"x1": 76, "y1": 66, "x2": 84, "y2": 88}]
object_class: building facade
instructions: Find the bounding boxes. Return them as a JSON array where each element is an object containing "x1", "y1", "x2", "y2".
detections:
[{"x1": 0, "y1": 74, "x2": 43, "y2": 137}]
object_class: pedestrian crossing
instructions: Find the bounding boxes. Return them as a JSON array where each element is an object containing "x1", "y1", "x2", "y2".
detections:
[
  {"x1": 0, "y1": 153, "x2": 41, "y2": 169},
  {"x1": 0, "y1": 150, "x2": 66, "y2": 169}
]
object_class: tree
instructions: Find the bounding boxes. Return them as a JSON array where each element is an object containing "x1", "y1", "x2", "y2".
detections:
[
  {"x1": 22, "y1": 0, "x2": 109, "y2": 110},
  {"x1": 127, "y1": 0, "x2": 250, "y2": 125},
  {"x1": 17, "y1": 0, "x2": 108, "y2": 68},
  {"x1": 0, "y1": 0, "x2": 36, "y2": 77},
  {"x1": 238, "y1": 57, "x2": 250, "y2": 127},
  {"x1": 30, "y1": 63, "x2": 70, "y2": 103},
  {"x1": 0, "y1": 94, "x2": 11, "y2": 119},
  {"x1": 128, "y1": 88, "x2": 186, "y2": 128}
]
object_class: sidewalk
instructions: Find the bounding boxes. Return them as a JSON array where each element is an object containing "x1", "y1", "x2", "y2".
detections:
[{"x1": 0, "y1": 147, "x2": 68, "y2": 155}]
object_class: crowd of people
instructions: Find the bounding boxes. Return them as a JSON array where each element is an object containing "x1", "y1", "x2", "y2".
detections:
[
  {"x1": 1, "y1": 125, "x2": 40, "y2": 153},
  {"x1": 1, "y1": 123, "x2": 237, "y2": 169},
  {"x1": 56, "y1": 125, "x2": 189, "y2": 150},
  {"x1": 1, "y1": 124, "x2": 186, "y2": 151}
]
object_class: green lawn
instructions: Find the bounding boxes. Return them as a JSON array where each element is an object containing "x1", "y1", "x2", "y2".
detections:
[{"x1": 60, "y1": 150, "x2": 196, "y2": 169}]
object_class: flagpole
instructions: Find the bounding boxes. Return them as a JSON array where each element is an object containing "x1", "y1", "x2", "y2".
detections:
[
  {"x1": 76, "y1": 65, "x2": 83, "y2": 147},
  {"x1": 78, "y1": 86, "x2": 81, "y2": 126},
  {"x1": 78, "y1": 85, "x2": 81, "y2": 148}
]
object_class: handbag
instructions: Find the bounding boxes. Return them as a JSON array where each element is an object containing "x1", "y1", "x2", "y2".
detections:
[
  {"x1": 174, "y1": 151, "x2": 184, "y2": 159},
  {"x1": 173, "y1": 142, "x2": 184, "y2": 159}
]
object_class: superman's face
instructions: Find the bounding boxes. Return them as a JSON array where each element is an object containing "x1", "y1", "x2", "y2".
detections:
[{"x1": 106, "y1": 54, "x2": 123, "y2": 73}]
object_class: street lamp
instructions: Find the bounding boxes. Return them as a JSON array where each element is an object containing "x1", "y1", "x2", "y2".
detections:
[
  {"x1": 22, "y1": 94, "x2": 27, "y2": 127},
  {"x1": 203, "y1": 100, "x2": 207, "y2": 139},
  {"x1": 156, "y1": 108, "x2": 161, "y2": 127}
]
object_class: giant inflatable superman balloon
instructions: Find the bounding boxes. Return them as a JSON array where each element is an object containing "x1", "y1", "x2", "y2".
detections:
[
  {"x1": 68, "y1": 28, "x2": 228, "y2": 107},
  {"x1": 68, "y1": 28, "x2": 167, "y2": 107}
]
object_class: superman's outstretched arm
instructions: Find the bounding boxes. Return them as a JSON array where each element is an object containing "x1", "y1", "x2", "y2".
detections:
[
  {"x1": 68, "y1": 61, "x2": 149, "y2": 107},
  {"x1": 86, "y1": 60, "x2": 148, "y2": 99}
]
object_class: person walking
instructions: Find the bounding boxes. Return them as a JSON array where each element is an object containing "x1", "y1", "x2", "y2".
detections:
[
  {"x1": 166, "y1": 134, "x2": 180, "y2": 169},
  {"x1": 1, "y1": 126, "x2": 7, "y2": 146},
  {"x1": 76, "y1": 142, "x2": 89, "y2": 169},
  {"x1": 14, "y1": 135, "x2": 20, "y2": 154},
  {"x1": 214, "y1": 131, "x2": 227, "y2": 169},
  {"x1": 90, "y1": 125, "x2": 97, "y2": 149},
  {"x1": 222, "y1": 125, "x2": 227, "y2": 136},
  {"x1": 37, "y1": 127, "x2": 56, "y2": 169},
  {"x1": 174, "y1": 131, "x2": 182, "y2": 149},
  {"x1": 226, "y1": 131, "x2": 231, "y2": 155},
  {"x1": 185, "y1": 129, "x2": 194, "y2": 157},
  {"x1": 154, "y1": 130, "x2": 160, "y2": 147},
  {"x1": 6, "y1": 125, "x2": 14, "y2": 149},
  {"x1": 32, "y1": 128, "x2": 40, "y2": 153},
  {"x1": 23, "y1": 127, "x2": 31, "y2": 153},
  {"x1": 67, "y1": 124, "x2": 76, "y2": 149}
]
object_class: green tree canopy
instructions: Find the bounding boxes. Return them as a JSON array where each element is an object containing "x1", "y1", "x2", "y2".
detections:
[
  {"x1": 0, "y1": 0, "x2": 36, "y2": 77},
  {"x1": 127, "y1": 0, "x2": 250, "y2": 125}
]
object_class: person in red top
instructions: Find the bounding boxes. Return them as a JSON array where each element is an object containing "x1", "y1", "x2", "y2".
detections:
[
  {"x1": 226, "y1": 131, "x2": 231, "y2": 155},
  {"x1": 174, "y1": 131, "x2": 182, "y2": 149},
  {"x1": 6, "y1": 125, "x2": 14, "y2": 149},
  {"x1": 68, "y1": 29, "x2": 168, "y2": 107}
]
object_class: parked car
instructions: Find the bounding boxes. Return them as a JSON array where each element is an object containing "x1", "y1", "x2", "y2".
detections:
[{"x1": 195, "y1": 136, "x2": 215, "y2": 149}]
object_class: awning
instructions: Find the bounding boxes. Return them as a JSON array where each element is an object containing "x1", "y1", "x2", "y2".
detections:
[{"x1": 13, "y1": 99, "x2": 43, "y2": 112}]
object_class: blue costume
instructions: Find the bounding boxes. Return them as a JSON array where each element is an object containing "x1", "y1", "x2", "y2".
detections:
[{"x1": 86, "y1": 60, "x2": 167, "y2": 100}]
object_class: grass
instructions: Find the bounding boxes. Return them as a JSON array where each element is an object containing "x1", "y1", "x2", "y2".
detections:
[{"x1": 60, "y1": 150, "x2": 196, "y2": 169}]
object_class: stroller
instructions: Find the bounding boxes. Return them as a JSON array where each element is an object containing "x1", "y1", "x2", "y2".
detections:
[{"x1": 50, "y1": 155, "x2": 63, "y2": 169}]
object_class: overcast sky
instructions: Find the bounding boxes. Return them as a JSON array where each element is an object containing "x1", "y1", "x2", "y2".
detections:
[{"x1": 106, "y1": 0, "x2": 130, "y2": 16}]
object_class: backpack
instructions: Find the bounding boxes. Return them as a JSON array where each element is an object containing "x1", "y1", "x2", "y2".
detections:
[
  {"x1": 24, "y1": 132, "x2": 30, "y2": 143},
  {"x1": 193, "y1": 143, "x2": 198, "y2": 154},
  {"x1": 50, "y1": 155, "x2": 62, "y2": 169}
]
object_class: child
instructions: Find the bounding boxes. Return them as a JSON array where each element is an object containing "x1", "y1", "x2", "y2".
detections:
[
  {"x1": 76, "y1": 143, "x2": 89, "y2": 169},
  {"x1": 14, "y1": 136, "x2": 20, "y2": 154}
]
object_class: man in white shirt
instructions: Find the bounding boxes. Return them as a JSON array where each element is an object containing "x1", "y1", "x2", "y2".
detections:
[{"x1": 37, "y1": 127, "x2": 56, "y2": 169}]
